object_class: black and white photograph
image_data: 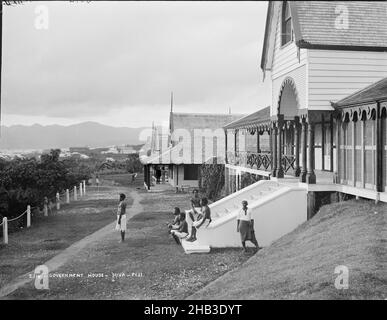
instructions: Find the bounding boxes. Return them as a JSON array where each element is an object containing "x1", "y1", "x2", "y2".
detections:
[{"x1": 0, "y1": 0, "x2": 386, "y2": 305}]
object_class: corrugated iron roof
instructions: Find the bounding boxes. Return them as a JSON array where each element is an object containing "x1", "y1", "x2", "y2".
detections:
[
  {"x1": 171, "y1": 113, "x2": 245, "y2": 131},
  {"x1": 333, "y1": 77, "x2": 387, "y2": 108},
  {"x1": 224, "y1": 106, "x2": 271, "y2": 130}
]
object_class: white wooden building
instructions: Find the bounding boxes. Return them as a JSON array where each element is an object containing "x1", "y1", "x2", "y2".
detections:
[
  {"x1": 224, "y1": 1, "x2": 387, "y2": 213},
  {"x1": 142, "y1": 108, "x2": 243, "y2": 190}
]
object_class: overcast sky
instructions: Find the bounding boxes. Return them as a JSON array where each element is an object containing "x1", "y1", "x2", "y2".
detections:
[{"x1": 1, "y1": 1, "x2": 270, "y2": 128}]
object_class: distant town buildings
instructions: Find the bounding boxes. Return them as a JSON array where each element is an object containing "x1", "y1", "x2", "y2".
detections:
[
  {"x1": 69, "y1": 147, "x2": 91, "y2": 154},
  {"x1": 101, "y1": 145, "x2": 137, "y2": 155},
  {"x1": 0, "y1": 143, "x2": 143, "y2": 162}
]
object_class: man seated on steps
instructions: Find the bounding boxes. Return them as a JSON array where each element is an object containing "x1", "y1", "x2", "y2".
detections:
[
  {"x1": 170, "y1": 212, "x2": 189, "y2": 244},
  {"x1": 186, "y1": 197, "x2": 212, "y2": 242},
  {"x1": 188, "y1": 189, "x2": 202, "y2": 214},
  {"x1": 187, "y1": 189, "x2": 202, "y2": 222},
  {"x1": 168, "y1": 207, "x2": 181, "y2": 230}
]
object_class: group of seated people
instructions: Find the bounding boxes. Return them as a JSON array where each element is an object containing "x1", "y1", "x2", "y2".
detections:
[
  {"x1": 168, "y1": 189, "x2": 211, "y2": 244},
  {"x1": 168, "y1": 189, "x2": 261, "y2": 252}
]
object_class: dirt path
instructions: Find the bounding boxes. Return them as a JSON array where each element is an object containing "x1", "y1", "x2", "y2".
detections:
[{"x1": 0, "y1": 189, "x2": 143, "y2": 298}]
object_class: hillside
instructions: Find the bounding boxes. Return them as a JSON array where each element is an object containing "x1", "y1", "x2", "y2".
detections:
[
  {"x1": 188, "y1": 199, "x2": 387, "y2": 300},
  {"x1": 0, "y1": 122, "x2": 148, "y2": 150}
]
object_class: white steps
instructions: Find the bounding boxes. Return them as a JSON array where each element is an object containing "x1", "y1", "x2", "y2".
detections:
[
  {"x1": 181, "y1": 239, "x2": 210, "y2": 254},
  {"x1": 210, "y1": 185, "x2": 283, "y2": 220},
  {"x1": 178, "y1": 180, "x2": 307, "y2": 254}
]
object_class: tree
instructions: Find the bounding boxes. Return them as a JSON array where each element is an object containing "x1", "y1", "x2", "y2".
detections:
[
  {"x1": 125, "y1": 154, "x2": 143, "y2": 173},
  {"x1": 0, "y1": 149, "x2": 91, "y2": 217},
  {"x1": 198, "y1": 158, "x2": 225, "y2": 202}
]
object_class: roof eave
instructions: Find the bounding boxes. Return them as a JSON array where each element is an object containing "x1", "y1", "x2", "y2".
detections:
[
  {"x1": 333, "y1": 97, "x2": 387, "y2": 109},
  {"x1": 223, "y1": 113, "x2": 255, "y2": 130},
  {"x1": 224, "y1": 107, "x2": 271, "y2": 130},
  {"x1": 296, "y1": 40, "x2": 387, "y2": 52}
]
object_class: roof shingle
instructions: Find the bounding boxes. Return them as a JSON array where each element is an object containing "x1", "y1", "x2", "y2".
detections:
[{"x1": 293, "y1": 1, "x2": 387, "y2": 48}]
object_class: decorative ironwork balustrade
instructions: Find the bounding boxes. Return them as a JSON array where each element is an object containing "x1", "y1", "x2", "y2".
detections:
[
  {"x1": 227, "y1": 151, "x2": 295, "y2": 175},
  {"x1": 247, "y1": 152, "x2": 272, "y2": 171},
  {"x1": 281, "y1": 154, "x2": 296, "y2": 173},
  {"x1": 228, "y1": 151, "x2": 272, "y2": 171}
]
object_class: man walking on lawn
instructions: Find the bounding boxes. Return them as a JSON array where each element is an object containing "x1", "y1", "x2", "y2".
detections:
[{"x1": 115, "y1": 193, "x2": 127, "y2": 243}]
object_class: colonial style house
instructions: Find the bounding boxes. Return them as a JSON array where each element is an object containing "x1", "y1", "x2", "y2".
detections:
[
  {"x1": 143, "y1": 1, "x2": 387, "y2": 253},
  {"x1": 223, "y1": 1, "x2": 387, "y2": 207},
  {"x1": 142, "y1": 107, "x2": 243, "y2": 190}
]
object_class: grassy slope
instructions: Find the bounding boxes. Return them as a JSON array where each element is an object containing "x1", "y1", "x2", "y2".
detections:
[{"x1": 189, "y1": 199, "x2": 387, "y2": 300}]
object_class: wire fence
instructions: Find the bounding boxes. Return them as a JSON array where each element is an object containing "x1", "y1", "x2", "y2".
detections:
[{"x1": 0, "y1": 180, "x2": 89, "y2": 245}]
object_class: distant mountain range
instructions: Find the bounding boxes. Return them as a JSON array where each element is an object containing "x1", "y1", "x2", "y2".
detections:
[{"x1": 0, "y1": 122, "x2": 149, "y2": 150}]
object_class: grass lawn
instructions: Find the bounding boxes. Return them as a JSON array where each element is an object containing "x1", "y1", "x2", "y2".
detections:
[
  {"x1": 6, "y1": 187, "x2": 253, "y2": 299},
  {"x1": 4, "y1": 172, "x2": 384, "y2": 300},
  {"x1": 189, "y1": 198, "x2": 387, "y2": 300},
  {"x1": 0, "y1": 174, "x2": 136, "y2": 291}
]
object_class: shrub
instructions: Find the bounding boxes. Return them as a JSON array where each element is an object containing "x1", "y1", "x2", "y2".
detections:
[
  {"x1": 198, "y1": 158, "x2": 225, "y2": 202},
  {"x1": 0, "y1": 149, "x2": 91, "y2": 218}
]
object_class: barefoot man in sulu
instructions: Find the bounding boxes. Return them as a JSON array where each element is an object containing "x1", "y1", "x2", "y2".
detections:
[{"x1": 115, "y1": 193, "x2": 128, "y2": 243}]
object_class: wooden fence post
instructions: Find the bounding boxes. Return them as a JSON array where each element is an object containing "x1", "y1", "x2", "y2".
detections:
[
  {"x1": 56, "y1": 192, "x2": 60, "y2": 210},
  {"x1": 79, "y1": 182, "x2": 83, "y2": 197},
  {"x1": 44, "y1": 196, "x2": 48, "y2": 216},
  {"x1": 74, "y1": 186, "x2": 77, "y2": 201},
  {"x1": 66, "y1": 189, "x2": 70, "y2": 204},
  {"x1": 27, "y1": 205, "x2": 31, "y2": 228},
  {"x1": 2, "y1": 217, "x2": 8, "y2": 244}
]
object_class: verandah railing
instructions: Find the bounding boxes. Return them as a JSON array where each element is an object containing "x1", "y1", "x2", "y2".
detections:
[{"x1": 227, "y1": 151, "x2": 296, "y2": 174}]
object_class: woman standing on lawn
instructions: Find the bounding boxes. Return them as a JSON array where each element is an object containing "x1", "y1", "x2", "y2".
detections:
[
  {"x1": 115, "y1": 193, "x2": 127, "y2": 243},
  {"x1": 237, "y1": 200, "x2": 259, "y2": 252}
]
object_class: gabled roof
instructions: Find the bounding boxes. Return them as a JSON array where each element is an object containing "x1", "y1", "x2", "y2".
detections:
[
  {"x1": 224, "y1": 107, "x2": 271, "y2": 130},
  {"x1": 145, "y1": 112, "x2": 246, "y2": 165},
  {"x1": 261, "y1": 1, "x2": 387, "y2": 71},
  {"x1": 146, "y1": 144, "x2": 176, "y2": 165},
  {"x1": 170, "y1": 112, "x2": 244, "y2": 132},
  {"x1": 294, "y1": 1, "x2": 387, "y2": 48},
  {"x1": 333, "y1": 77, "x2": 387, "y2": 108}
]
